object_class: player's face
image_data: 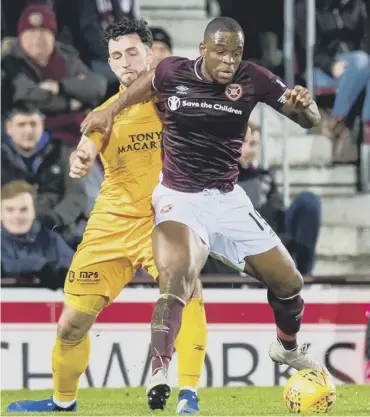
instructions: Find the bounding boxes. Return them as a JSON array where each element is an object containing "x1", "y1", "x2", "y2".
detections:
[
  {"x1": 239, "y1": 128, "x2": 261, "y2": 167},
  {"x1": 200, "y1": 31, "x2": 244, "y2": 84},
  {"x1": 6, "y1": 113, "x2": 44, "y2": 154},
  {"x1": 108, "y1": 33, "x2": 153, "y2": 87},
  {"x1": 1, "y1": 193, "x2": 35, "y2": 235}
]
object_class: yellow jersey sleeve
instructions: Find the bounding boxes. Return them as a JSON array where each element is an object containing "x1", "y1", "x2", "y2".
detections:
[
  {"x1": 77, "y1": 92, "x2": 121, "y2": 153},
  {"x1": 77, "y1": 132, "x2": 104, "y2": 153}
]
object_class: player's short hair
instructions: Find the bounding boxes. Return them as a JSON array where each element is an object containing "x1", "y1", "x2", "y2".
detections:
[
  {"x1": 6, "y1": 102, "x2": 42, "y2": 121},
  {"x1": 1, "y1": 181, "x2": 37, "y2": 203},
  {"x1": 204, "y1": 17, "x2": 244, "y2": 41},
  {"x1": 103, "y1": 18, "x2": 153, "y2": 48}
]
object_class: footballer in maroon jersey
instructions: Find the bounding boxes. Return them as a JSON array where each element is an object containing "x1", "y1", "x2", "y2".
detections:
[{"x1": 81, "y1": 16, "x2": 326, "y2": 413}]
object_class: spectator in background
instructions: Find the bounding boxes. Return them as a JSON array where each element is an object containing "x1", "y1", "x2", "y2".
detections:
[
  {"x1": 150, "y1": 27, "x2": 172, "y2": 68},
  {"x1": 1, "y1": 3, "x2": 107, "y2": 146},
  {"x1": 296, "y1": 0, "x2": 370, "y2": 145},
  {"x1": 237, "y1": 124, "x2": 322, "y2": 279},
  {"x1": 2, "y1": 0, "x2": 56, "y2": 39},
  {"x1": 1, "y1": 181, "x2": 73, "y2": 289},
  {"x1": 2, "y1": 103, "x2": 87, "y2": 247},
  {"x1": 54, "y1": 0, "x2": 140, "y2": 97},
  {"x1": 214, "y1": 0, "x2": 284, "y2": 76}
]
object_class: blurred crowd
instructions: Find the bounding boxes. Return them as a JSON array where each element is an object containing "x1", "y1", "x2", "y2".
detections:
[{"x1": 1, "y1": 0, "x2": 370, "y2": 290}]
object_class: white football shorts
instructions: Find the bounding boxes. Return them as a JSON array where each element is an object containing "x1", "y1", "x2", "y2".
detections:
[{"x1": 152, "y1": 182, "x2": 281, "y2": 272}]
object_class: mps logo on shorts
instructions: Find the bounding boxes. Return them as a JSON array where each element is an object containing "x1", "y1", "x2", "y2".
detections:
[
  {"x1": 167, "y1": 96, "x2": 181, "y2": 111},
  {"x1": 225, "y1": 84, "x2": 243, "y2": 101},
  {"x1": 160, "y1": 204, "x2": 173, "y2": 214}
]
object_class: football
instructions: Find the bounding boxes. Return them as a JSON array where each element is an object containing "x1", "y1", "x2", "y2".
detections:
[{"x1": 283, "y1": 369, "x2": 337, "y2": 413}]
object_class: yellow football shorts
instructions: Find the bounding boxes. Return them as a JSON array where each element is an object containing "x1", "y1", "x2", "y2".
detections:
[{"x1": 64, "y1": 208, "x2": 158, "y2": 306}]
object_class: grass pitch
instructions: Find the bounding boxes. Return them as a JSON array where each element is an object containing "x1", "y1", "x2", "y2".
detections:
[{"x1": 2, "y1": 385, "x2": 370, "y2": 416}]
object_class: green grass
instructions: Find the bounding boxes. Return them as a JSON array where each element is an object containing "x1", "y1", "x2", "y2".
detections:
[{"x1": 2, "y1": 385, "x2": 370, "y2": 416}]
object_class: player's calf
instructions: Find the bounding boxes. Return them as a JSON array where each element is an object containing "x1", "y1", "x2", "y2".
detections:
[
  {"x1": 53, "y1": 303, "x2": 98, "y2": 409},
  {"x1": 245, "y1": 245, "x2": 328, "y2": 373},
  {"x1": 6, "y1": 302, "x2": 100, "y2": 413},
  {"x1": 267, "y1": 283, "x2": 329, "y2": 374}
]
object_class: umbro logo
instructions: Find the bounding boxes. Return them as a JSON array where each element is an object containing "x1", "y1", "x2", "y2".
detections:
[
  {"x1": 193, "y1": 344, "x2": 205, "y2": 351},
  {"x1": 176, "y1": 85, "x2": 189, "y2": 95}
]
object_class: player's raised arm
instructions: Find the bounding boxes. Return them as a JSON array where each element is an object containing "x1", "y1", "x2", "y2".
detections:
[
  {"x1": 254, "y1": 64, "x2": 320, "y2": 129},
  {"x1": 80, "y1": 68, "x2": 155, "y2": 138},
  {"x1": 279, "y1": 86, "x2": 321, "y2": 128}
]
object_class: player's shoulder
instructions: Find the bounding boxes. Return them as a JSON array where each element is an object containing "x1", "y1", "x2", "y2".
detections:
[
  {"x1": 238, "y1": 60, "x2": 274, "y2": 79},
  {"x1": 156, "y1": 55, "x2": 194, "y2": 73},
  {"x1": 93, "y1": 91, "x2": 121, "y2": 112}
]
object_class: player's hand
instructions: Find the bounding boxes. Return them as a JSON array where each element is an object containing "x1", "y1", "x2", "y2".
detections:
[
  {"x1": 80, "y1": 108, "x2": 114, "y2": 140},
  {"x1": 284, "y1": 86, "x2": 313, "y2": 111},
  {"x1": 69, "y1": 148, "x2": 94, "y2": 178}
]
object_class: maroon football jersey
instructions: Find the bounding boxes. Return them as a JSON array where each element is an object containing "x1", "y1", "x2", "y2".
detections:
[{"x1": 152, "y1": 56, "x2": 288, "y2": 192}]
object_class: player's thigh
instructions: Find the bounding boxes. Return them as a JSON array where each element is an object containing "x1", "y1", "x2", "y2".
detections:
[
  {"x1": 152, "y1": 221, "x2": 208, "y2": 300},
  {"x1": 65, "y1": 247, "x2": 135, "y2": 303},
  {"x1": 211, "y1": 186, "x2": 302, "y2": 296},
  {"x1": 152, "y1": 183, "x2": 209, "y2": 298},
  {"x1": 125, "y1": 215, "x2": 159, "y2": 280}
]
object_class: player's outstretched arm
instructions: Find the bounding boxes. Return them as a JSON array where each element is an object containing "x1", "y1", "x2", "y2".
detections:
[
  {"x1": 80, "y1": 69, "x2": 155, "y2": 138},
  {"x1": 280, "y1": 86, "x2": 321, "y2": 129}
]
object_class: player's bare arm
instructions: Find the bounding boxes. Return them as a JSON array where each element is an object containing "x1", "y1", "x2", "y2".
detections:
[
  {"x1": 280, "y1": 85, "x2": 321, "y2": 128},
  {"x1": 80, "y1": 69, "x2": 155, "y2": 138}
]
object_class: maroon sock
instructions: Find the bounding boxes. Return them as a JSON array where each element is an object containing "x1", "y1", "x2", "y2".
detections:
[{"x1": 150, "y1": 296, "x2": 185, "y2": 374}]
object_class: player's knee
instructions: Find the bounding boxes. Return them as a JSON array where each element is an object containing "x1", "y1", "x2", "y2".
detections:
[
  {"x1": 57, "y1": 305, "x2": 96, "y2": 342},
  {"x1": 271, "y1": 269, "x2": 304, "y2": 299},
  {"x1": 158, "y1": 259, "x2": 198, "y2": 302}
]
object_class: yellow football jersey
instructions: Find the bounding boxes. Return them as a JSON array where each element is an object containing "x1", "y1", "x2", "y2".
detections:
[{"x1": 86, "y1": 88, "x2": 163, "y2": 217}]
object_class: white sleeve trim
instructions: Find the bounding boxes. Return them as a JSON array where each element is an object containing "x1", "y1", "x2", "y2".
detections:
[
  {"x1": 152, "y1": 74, "x2": 158, "y2": 91},
  {"x1": 277, "y1": 88, "x2": 289, "y2": 105}
]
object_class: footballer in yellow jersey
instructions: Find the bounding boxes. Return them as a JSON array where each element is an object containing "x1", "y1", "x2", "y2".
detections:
[
  {"x1": 6, "y1": 19, "x2": 207, "y2": 416},
  {"x1": 64, "y1": 88, "x2": 162, "y2": 302}
]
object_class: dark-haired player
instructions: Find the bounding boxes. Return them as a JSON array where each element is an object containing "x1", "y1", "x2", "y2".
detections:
[
  {"x1": 6, "y1": 19, "x2": 207, "y2": 415},
  {"x1": 81, "y1": 16, "x2": 329, "y2": 411}
]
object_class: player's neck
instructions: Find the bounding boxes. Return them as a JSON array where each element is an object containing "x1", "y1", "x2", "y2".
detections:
[{"x1": 200, "y1": 59, "x2": 213, "y2": 81}]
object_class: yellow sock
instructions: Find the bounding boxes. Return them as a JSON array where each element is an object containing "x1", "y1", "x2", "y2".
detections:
[
  {"x1": 175, "y1": 297, "x2": 208, "y2": 389},
  {"x1": 52, "y1": 334, "x2": 90, "y2": 402}
]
